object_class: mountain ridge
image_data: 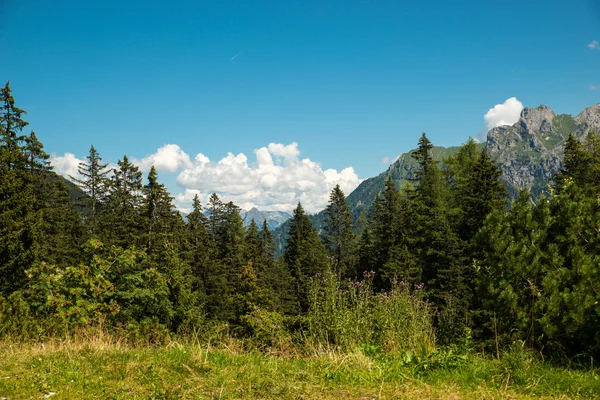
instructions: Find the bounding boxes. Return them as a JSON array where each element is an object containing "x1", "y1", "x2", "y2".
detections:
[{"x1": 272, "y1": 102, "x2": 600, "y2": 255}]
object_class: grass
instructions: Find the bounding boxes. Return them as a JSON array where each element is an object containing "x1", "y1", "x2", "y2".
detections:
[{"x1": 1, "y1": 336, "x2": 599, "y2": 399}]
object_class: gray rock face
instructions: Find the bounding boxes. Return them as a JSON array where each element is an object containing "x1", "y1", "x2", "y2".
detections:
[
  {"x1": 575, "y1": 104, "x2": 600, "y2": 133},
  {"x1": 241, "y1": 207, "x2": 292, "y2": 230},
  {"x1": 486, "y1": 103, "x2": 600, "y2": 198}
]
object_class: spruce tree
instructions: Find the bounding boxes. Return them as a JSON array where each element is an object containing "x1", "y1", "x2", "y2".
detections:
[
  {"x1": 323, "y1": 185, "x2": 356, "y2": 278},
  {"x1": 204, "y1": 194, "x2": 247, "y2": 322},
  {"x1": 185, "y1": 194, "x2": 214, "y2": 303},
  {"x1": 410, "y1": 133, "x2": 464, "y2": 343},
  {"x1": 140, "y1": 166, "x2": 181, "y2": 255},
  {"x1": 284, "y1": 203, "x2": 329, "y2": 312},
  {"x1": 71, "y1": 145, "x2": 110, "y2": 234},
  {"x1": 100, "y1": 156, "x2": 143, "y2": 248},
  {"x1": 0, "y1": 83, "x2": 38, "y2": 295}
]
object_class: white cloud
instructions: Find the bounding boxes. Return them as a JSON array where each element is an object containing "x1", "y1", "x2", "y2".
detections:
[
  {"x1": 50, "y1": 142, "x2": 362, "y2": 214},
  {"x1": 590, "y1": 84, "x2": 598, "y2": 91},
  {"x1": 133, "y1": 144, "x2": 192, "y2": 173},
  {"x1": 49, "y1": 152, "x2": 84, "y2": 180},
  {"x1": 484, "y1": 97, "x2": 524, "y2": 131},
  {"x1": 381, "y1": 156, "x2": 390, "y2": 165},
  {"x1": 176, "y1": 142, "x2": 362, "y2": 213},
  {"x1": 588, "y1": 40, "x2": 600, "y2": 50}
]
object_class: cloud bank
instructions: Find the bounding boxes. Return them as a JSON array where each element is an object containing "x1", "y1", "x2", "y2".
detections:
[
  {"x1": 50, "y1": 142, "x2": 362, "y2": 214},
  {"x1": 176, "y1": 142, "x2": 361, "y2": 213}
]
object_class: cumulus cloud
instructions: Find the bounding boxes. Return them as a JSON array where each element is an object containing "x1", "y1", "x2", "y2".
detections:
[
  {"x1": 133, "y1": 144, "x2": 192, "y2": 173},
  {"x1": 50, "y1": 142, "x2": 362, "y2": 214},
  {"x1": 176, "y1": 143, "x2": 362, "y2": 213},
  {"x1": 588, "y1": 40, "x2": 600, "y2": 50},
  {"x1": 49, "y1": 152, "x2": 84, "y2": 180},
  {"x1": 484, "y1": 97, "x2": 524, "y2": 131}
]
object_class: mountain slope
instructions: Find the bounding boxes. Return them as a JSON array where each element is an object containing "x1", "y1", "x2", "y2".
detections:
[
  {"x1": 272, "y1": 103, "x2": 600, "y2": 255},
  {"x1": 486, "y1": 104, "x2": 600, "y2": 198},
  {"x1": 241, "y1": 208, "x2": 291, "y2": 230}
]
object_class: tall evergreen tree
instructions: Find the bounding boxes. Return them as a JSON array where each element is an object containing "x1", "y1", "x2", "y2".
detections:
[
  {"x1": 555, "y1": 131, "x2": 600, "y2": 196},
  {"x1": 410, "y1": 133, "x2": 464, "y2": 343},
  {"x1": 0, "y1": 81, "x2": 28, "y2": 165},
  {"x1": 140, "y1": 166, "x2": 181, "y2": 255},
  {"x1": 0, "y1": 83, "x2": 38, "y2": 295},
  {"x1": 323, "y1": 185, "x2": 356, "y2": 278},
  {"x1": 71, "y1": 145, "x2": 110, "y2": 234},
  {"x1": 185, "y1": 194, "x2": 214, "y2": 301},
  {"x1": 100, "y1": 156, "x2": 143, "y2": 248},
  {"x1": 284, "y1": 203, "x2": 329, "y2": 312}
]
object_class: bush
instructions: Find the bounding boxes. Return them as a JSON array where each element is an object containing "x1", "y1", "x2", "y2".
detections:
[
  {"x1": 240, "y1": 306, "x2": 292, "y2": 350},
  {"x1": 0, "y1": 291, "x2": 43, "y2": 340},
  {"x1": 305, "y1": 271, "x2": 435, "y2": 355}
]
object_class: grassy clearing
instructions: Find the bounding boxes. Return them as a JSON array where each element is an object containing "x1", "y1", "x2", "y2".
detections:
[{"x1": 1, "y1": 337, "x2": 599, "y2": 399}]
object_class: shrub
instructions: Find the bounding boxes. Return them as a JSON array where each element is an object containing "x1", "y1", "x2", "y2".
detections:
[{"x1": 305, "y1": 271, "x2": 435, "y2": 355}]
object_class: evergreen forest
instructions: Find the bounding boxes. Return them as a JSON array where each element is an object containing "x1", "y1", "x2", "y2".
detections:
[{"x1": 3, "y1": 82, "x2": 600, "y2": 397}]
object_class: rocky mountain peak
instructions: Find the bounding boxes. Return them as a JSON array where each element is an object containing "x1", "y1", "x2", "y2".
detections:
[
  {"x1": 518, "y1": 105, "x2": 556, "y2": 135},
  {"x1": 574, "y1": 103, "x2": 600, "y2": 131}
]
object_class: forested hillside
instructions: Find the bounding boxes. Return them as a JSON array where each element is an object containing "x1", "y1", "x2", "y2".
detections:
[
  {"x1": 3, "y1": 81, "x2": 600, "y2": 364},
  {"x1": 272, "y1": 103, "x2": 600, "y2": 256}
]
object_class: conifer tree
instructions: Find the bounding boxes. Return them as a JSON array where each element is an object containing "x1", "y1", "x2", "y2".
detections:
[
  {"x1": 410, "y1": 133, "x2": 464, "y2": 343},
  {"x1": 244, "y1": 219, "x2": 262, "y2": 264},
  {"x1": 555, "y1": 131, "x2": 600, "y2": 196},
  {"x1": 0, "y1": 81, "x2": 28, "y2": 166},
  {"x1": 323, "y1": 185, "x2": 356, "y2": 278},
  {"x1": 204, "y1": 194, "x2": 247, "y2": 322},
  {"x1": 258, "y1": 219, "x2": 297, "y2": 314},
  {"x1": 0, "y1": 83, "x2": 38, "y2": 295},
  {"x1": 284, "y1": 203, "x2": 329, "y2": 312},
  {"x1": 185, "y1": 194, "x2": 214, "y2": 302},
  {"x1": 71, "y1": 145, "x2": 110, "y2": 234},
  {"x1": 140, "y1": 166, "x2": 181, "y2": 255},
  {"x1": 100, "y1": 156, "x2": 143, "y2": 248}
]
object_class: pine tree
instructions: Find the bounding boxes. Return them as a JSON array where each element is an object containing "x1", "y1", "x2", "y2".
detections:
[
  {"x1": 475, "y1": 190, "x2": 548, "y2": 350},
  {"x1": 71, "y1": 145, "x2": 110, "y2": 234},
  {"x1": 284, "y1": 203, "x2": 329, "y2": 312},
  {"x1": 140, "y1": 166, "x2": 181, "y2": 255},
  {"x1": 0, "y1": 81, "x2": 28, "y2": 167},
  {"x1": 244, "y1": 219, "x2": 262, "y2": 264},
  {"x1": 0, "y1": 83, "x2": 38, "y2": 295},
  {"x1": 555, "y1": 131, "x2": 600, "y2": 196},
  {"x1": 184, "y1": 194, "x2": 214, "y2": 304},
  {"x1": 410, "y1": 133, "x2": 464, "y2": 343},
  {"x1": 323, "y1": 185, "x2": 356, "y2": 278},
  {"x1": 100, "y1": 156, "x2": 143, "y2": 248},
  {"x1": 204, "y1": 194, "x2": 247, "y2": 322}
]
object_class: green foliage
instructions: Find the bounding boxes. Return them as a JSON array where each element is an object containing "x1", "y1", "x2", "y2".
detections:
[
  {"x1": 100, "y1": 155, "x2": 143, "y2": 247},
  {"x1": 240, "y1": 306, "x2": 292, "y2": 349},
  {"x1": 284, "y1": 203, "x2": 330, "y2": 312},
  {"x1": 70, "y1": 145, "x2": 110, "y2": 234},
  {"x1": 0, "y1": 291, "x2": 43, "y2": 339},
  {"x1": 323, "y1": 185, "x2": 357, "y2": 277},
  {"x1": 305, "y1": 270, "x2": 435, "y2": 355}
]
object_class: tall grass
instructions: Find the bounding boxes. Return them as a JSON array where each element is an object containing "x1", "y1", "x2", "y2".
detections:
[{"x1": 304, "y1": 271, "x2": 435, "y2": 355}]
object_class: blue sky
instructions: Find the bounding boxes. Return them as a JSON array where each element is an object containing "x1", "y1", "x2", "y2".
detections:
[{"x1": 2, "y1": 0, "x2": 600, "y2": 212}]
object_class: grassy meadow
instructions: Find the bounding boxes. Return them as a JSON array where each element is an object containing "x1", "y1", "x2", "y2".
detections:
[{"x1": 1, "y1": 334, "x2": 599, "y2": 399}]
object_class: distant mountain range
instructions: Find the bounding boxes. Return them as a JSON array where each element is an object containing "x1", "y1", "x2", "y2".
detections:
[
  {"x1": 272, "y1": 102, "x2": 600, "y2": 254},
  {"x1": 62, "y1": 102, "x2": 600, "y2": 255},
  {"x1": 240, "y1": 208, "x2": 291, "y2": 230},
  {"x1": 185, "y1": 207, "x2": 292, "y2": 231}
]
